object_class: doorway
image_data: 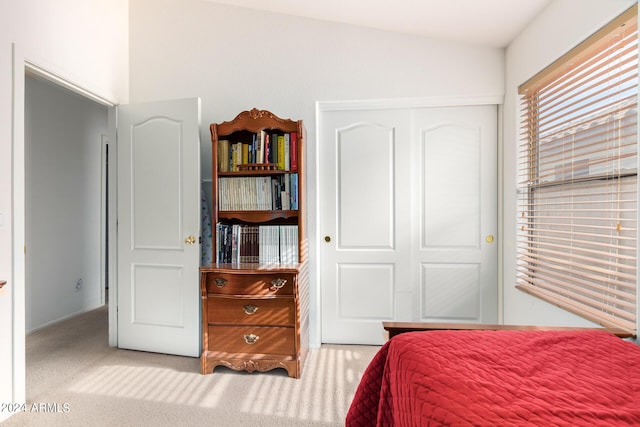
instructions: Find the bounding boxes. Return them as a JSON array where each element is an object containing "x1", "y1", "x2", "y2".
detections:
[{"x1": 24, "y1": 72, "x2": 110, "y2": 332}]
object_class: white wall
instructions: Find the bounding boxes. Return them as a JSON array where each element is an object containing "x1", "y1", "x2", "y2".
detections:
[
  {"x1": 502, "y1": 0, "x2": 637, "y2": 326},
  {"x1": 25, "y1": 75, "x2": 107, "y2": 332},
  {"x1": 128, "y1": 0, "x2": 505, "y2": 346},
  {"x1": 0, "y1": 0, "x2": 127, "y2": 417}
]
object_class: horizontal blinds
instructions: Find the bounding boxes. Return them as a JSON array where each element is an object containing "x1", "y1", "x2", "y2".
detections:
[{"x1": 517, "y1": 5, "x2": 638, "y2": 333}]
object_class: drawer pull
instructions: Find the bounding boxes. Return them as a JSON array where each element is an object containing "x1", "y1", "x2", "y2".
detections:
[
  {"x1": 243, "y1": 334, "x2": 259, "y2": 345},
  {"x1": 243, "y1": 304, "x2": 259, "y2": 315},
  {"x1": 214, "y1": 277, "x2": 227, "y2": 288},
  {"x1": 269, "y1": 278, "x2": 287, "y2": 291}
]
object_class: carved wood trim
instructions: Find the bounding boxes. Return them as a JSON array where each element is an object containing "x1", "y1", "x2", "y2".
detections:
[
  {"x1": 203, "y1": 355, "x2": 299, "y2": 378},
  {"x1": 212, "y1": 109, "x2": 299, "y2": 136}
]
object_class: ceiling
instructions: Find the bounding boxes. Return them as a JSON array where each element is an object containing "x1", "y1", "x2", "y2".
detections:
[{"x1": 206, "y1": 0, "x2": 552, "y2": 48}]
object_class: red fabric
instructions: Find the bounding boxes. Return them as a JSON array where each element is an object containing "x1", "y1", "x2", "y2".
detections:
[{"x1": 346, "y1": 330, "x2": 640, "y2": 426}]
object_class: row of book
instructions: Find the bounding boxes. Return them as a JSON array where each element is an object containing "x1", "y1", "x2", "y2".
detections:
[
  {"x1": 218, "y1": 174, "x2": 298, "y2": 211},
  {"x1": 217, "y1": 131, "x2": 298, "y2": 172},
  {"x1": 216, "y1": 224, "x2": 299, "y2": 264}
]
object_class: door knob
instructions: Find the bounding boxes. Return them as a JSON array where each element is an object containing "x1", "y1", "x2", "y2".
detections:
[
  {"x1": 185, "y1": 235, "x2": 196, "y2": 245},
  {"x1": 485, "y1": 235, "x2": 495, "y2": 243},
  {"x1": 324, "y1": 236, "x2": 331, "y2": 243}
]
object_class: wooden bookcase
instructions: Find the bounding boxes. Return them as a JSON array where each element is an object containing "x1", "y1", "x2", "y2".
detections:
[{"x1": 200, "y1": 108, "x2": 308, "y2": 378}]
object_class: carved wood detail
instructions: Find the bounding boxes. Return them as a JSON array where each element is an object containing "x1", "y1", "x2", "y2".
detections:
[{"x1": 204, "y1": 357, "x2": 297, "y2": 377}]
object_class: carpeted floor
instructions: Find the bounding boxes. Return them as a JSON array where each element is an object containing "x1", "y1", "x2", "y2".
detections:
[{"x1": 1, "y1": 306, "x2": 380, "y2": 427}]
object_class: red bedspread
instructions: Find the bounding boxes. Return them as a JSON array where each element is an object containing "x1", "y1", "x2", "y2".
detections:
[{"x1": 346, "y1": 330, "x2": 640, "y2": 426}]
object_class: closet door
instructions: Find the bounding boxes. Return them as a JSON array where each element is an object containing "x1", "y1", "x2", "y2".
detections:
[
  {"x1": 320, "y1": 105, "x2": 497, "y2": 345},
  {"x1": 319, "y1": 109, "x2": 413, "y2": 345},
  {"x1": 411, "y1": 106, "x2": 498, "y2": 324}
]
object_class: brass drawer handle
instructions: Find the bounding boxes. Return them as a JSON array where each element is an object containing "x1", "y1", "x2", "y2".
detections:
[
  {"x1": 243, "y1": 304, "x2": 258, "y2": 315},
  {"x1": 269, "y1": 278, "x2": 287, "y2": 291},
  {"x1": 214, "y1": 277, "x2": 227, "y2": 288},
  {"x1": 243, "y1": 334, "x2": 259, "y2": 345}
]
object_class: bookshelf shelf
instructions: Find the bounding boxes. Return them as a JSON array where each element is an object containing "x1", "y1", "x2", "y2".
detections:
[
  {"x1": 218, "y1": 169, "x2": 293, "y2": 177},
  {"x1": 218, "y1": 210, "x2": 299, "y2": 222}
]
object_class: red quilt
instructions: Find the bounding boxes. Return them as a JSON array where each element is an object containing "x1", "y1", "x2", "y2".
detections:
[{"x1": 346, "y1": 330, "x2": 640, "y2": 426}]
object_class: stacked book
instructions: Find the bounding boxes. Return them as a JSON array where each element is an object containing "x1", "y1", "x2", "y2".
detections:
[
  {"x1": 218, "y1": 131, "x2": 298, "y2": 172},
  {"x1": 218, "y1": 174, "x2": 298, "y2": 211},
  {"x1": 216, "y1": 224, "x2": 299, "y2": 264}
]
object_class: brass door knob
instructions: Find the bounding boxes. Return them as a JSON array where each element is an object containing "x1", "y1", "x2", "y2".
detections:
[
  {"x1": 486, "y1": 235, "x2": 495, "y2": 243},
  {"x1": 184, "y1": 235, "x2": 196, "y2": 245},
  {"x1": 324, "y1": 236, "x2": 331, "y2": 242}
]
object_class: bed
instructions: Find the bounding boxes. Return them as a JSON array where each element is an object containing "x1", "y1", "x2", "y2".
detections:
[{"x1": 346, "y1": 322, "x2": 640, "y2": 426}]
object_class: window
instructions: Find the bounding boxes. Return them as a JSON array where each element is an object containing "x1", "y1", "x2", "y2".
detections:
[{"x1": 517, "y1": 5, "x2": 638, "y2": 334}]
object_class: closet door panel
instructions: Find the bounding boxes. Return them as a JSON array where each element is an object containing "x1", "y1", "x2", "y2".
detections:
[
  {"x1": 338, "y1": 123, "x2": 394, "y2": 249},
  {"x1": 422, "y1": 124, "x2": 480, "y2": 248},
  {"x1": 320, "y1": 109, "x2": 412, "y2": 345},
  {"x1": 413, "y1": 106, "x2": 497, "y2": 324}
]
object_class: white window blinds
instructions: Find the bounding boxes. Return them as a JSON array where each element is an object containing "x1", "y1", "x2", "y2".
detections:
[{"x1": 517, "y1": 5, "x2": 638, "y2": 333}]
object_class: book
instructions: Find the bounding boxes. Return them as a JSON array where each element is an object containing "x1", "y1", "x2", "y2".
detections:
[
  {"x1": 258, "y1": 130, "x2": 266, "y2": 163},
  {"x1": 290, "y1": 132, "x2": 298, "y2": 171},
  {"x1": 282, "y1": 174, "x2": 290, "y2": 211},
  {"x1": 218, "y1": 139, "x2": 230, "y2": 172},
  {"x1": 277, "y1": 135, "x2": 285, "y2": 170},
  {"x1": 271, "y1": 132, "x2": 279, "y2": 164},
  {"x1": 284, "y1": 133, "x2": 290, "y2": 171},
  {"x1": 264, "y1": 133, "x2": 270, "y2": 164},
  {"x1": 291, "y1": 173, "x2": 298, "y2": 210},
  {"x1": 242, "y1": 143, "x2": 249, "y2": 165}
]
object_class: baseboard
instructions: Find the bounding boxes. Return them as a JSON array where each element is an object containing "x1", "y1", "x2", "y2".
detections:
[{"x1": 26, "y1": 302, "x2": 105, "y2": 334}]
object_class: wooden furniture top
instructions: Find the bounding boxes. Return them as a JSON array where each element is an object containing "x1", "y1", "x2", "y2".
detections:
[
  {"x1": 211, "y1": 108, "x2": 301, "y2": 137},
  {"x1": 382, "y1": 321, "x2": 634, "y2": 339}
]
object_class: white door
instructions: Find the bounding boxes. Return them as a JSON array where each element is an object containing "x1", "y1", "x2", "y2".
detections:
[
  {"x1": 320, "y1": 105, "x2": 497, "y2": 344},
  {"x1": 320, "y1": 109, "x2": 413, "y2": 345},
  {"x1": 117, "y1": 98, "x2": 201, "y2": 357},
  {"x1": 411, "y1": 106, "x2": 497, "y2": 324}
]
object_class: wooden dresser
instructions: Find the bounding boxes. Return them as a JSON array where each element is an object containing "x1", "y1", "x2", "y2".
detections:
[{"x1": 200, "y1": 263, "x2": 308, "y2": 378}]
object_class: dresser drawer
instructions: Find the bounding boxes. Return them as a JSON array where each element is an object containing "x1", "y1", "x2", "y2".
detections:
[
  {"x1": 208, "y1": 326, "x2": 295, "y2": 355},
  {"x1": 204, "y1": 272, "x2": 295, "y2": 296},
  {"x1": 208, "y1": 296, "x2": 295, "y2": 326}
]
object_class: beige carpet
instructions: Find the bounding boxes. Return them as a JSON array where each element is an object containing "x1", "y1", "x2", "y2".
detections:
[{"x1": 1, "y1": 306, "x2": 380, "y2": 427}]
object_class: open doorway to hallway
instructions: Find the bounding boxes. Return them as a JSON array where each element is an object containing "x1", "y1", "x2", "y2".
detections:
[{"x1": 24, "y1": 72, "x2": 110, "y2": 333}]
